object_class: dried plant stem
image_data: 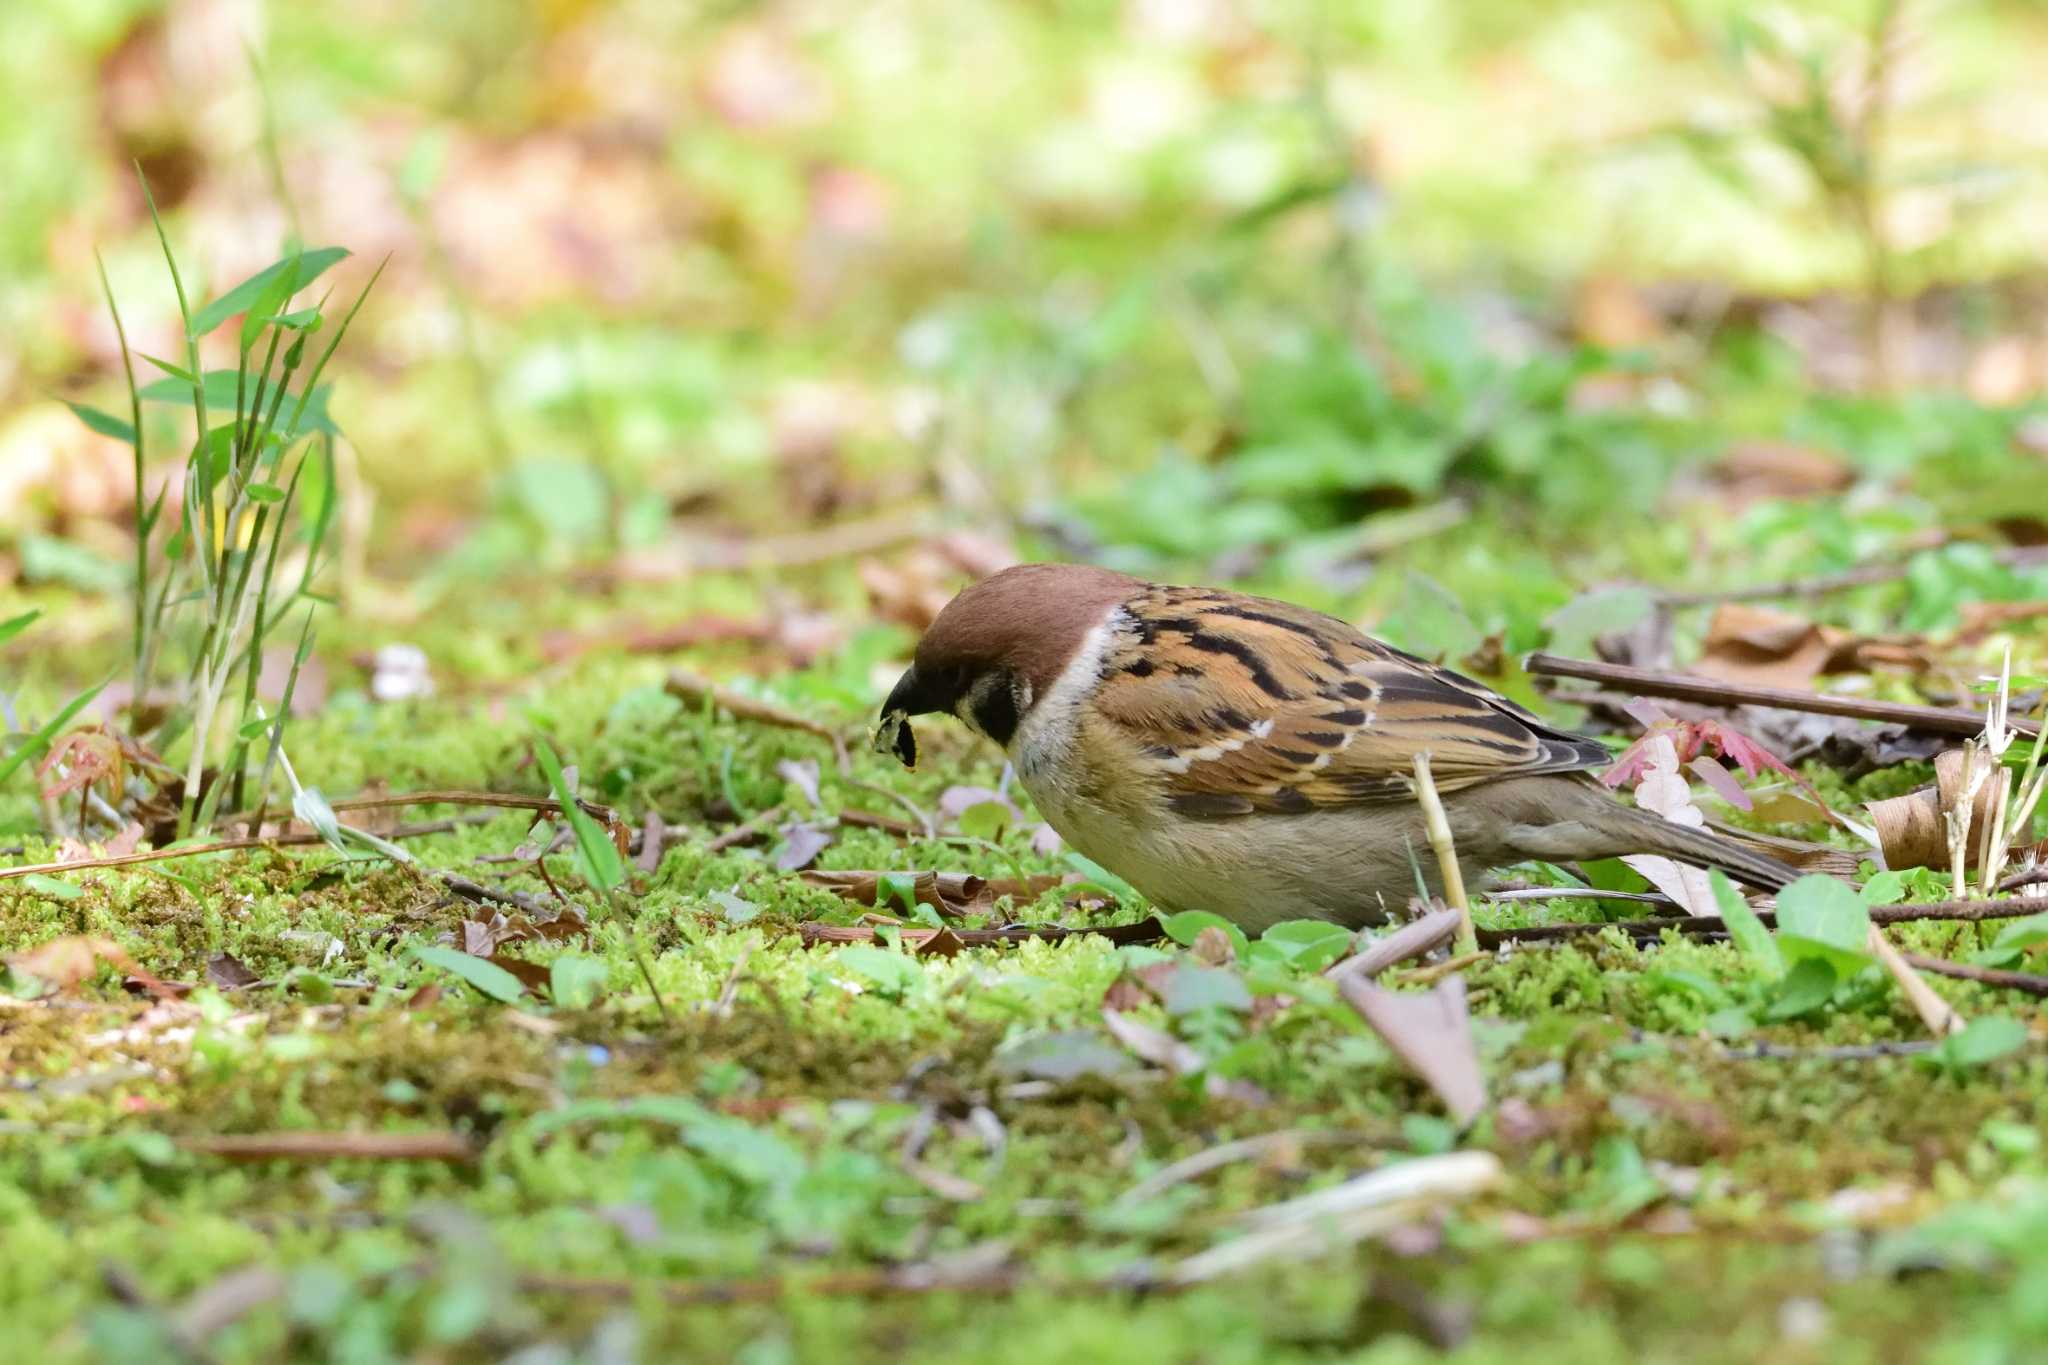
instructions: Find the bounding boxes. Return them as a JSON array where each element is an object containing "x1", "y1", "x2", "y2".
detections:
[
  {"x1": 1410, "y1": 752, "x2": 1474, "y2": 953},
  {"x1": 1866, "y1": 924, "x2": 1963, "y2": 1037}
]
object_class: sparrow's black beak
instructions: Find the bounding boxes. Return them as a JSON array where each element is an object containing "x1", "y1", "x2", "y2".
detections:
[{"x1": 875, "y1": 664, "x2": 939, "y2": 768}]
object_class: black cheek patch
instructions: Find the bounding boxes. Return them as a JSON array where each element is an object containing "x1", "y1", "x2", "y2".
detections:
[{"x1": 971, "y1": 684, "x2": 1020, "y2": 747}]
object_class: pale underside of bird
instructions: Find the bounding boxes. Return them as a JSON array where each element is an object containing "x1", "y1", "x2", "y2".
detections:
[{"x1": 876, "y1": 564, "x2": 1799, "y2": 931}]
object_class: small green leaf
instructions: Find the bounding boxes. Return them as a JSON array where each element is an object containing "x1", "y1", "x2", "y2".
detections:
[
  {"x1": 1991, "y1": 913, "x2": 2048, "y2": 954},
  {"x1": 1763, "y1": 957, "x2": 1838, "y2": 1020},
  {"x1": 1776, "y1": 875, "x2": 1870, "y2": 954},
  {"x1": 994, "y1": 1029, "x2": 1136, "y2": 1081},
  {"x1": 1709, "y1": 869, "x2": 1783, "y2": 977},
  {"x1": 140, "y1": 370, "x2": 267, "y2": 414},
  {"x1": 1064, "y1": 852, "x2": 1138, "y2": 901},
  {"x1": 1257, "y1": 919, "x2": 1353, "y2": 972},
  {"x1": 874, "y1": 871, "x2": 919, "y2": 915},
  {"x1": 835, "y1": 945, "x2": 923, "y2": 997},
  {"x1": 0, "y1": 610, "x2": 39, "y2": 648},
  {"x1": 410, "y1": 945, "x2": 526, "y2": 1003},
  {"x1": 62, "y1": 400, "x2": 136, "y2": 444},
  {"x1": 23, "y1": 874, "x2": 83, "y2": 901},
  {"x1": 1162, "y1": 963, "x2": 1253, "y2": 1015},
  {"x1": 1703, "y1": 1007, "x2": 1756, "y2": 1038},
  {"x1": 244, "y1": 482, "x2": 286, "y2": 504},
  {"x1": 956, "y1": 800, "x2": 1011, "y2": 841},
  {"x1": 139, "y1": 353, "x2": 195, "y2": 385},
  {"x1": 1860, "y1": 869, "x2": 1911, "y2": 905},
  {"x1": 1922, "y1": 1016, "x2": 2029, "y2": 1074},
  {"x1": 549, "y1": 955, "x2": 609, "y2": 1009},
  {"x1": 1160, "y1": 910, "x2": 1249, "y2": 961},
  {"x1": 710, "y1": 891, "x2": 760, "y2": 925},
  {"x1": 1646, "y1": 969, "x2": 1727, "y2": 1007},
  {"x1": 191, "y1": 247, "x2": 349, "y2": 337}
]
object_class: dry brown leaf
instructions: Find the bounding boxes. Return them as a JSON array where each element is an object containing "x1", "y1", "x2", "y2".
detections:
[
  {"x1": 1706, "y1": 440, "x2": 1853, "y2": 503},
  {"x1": 1573, "y1": 276, "x2": 1665, "y2": 349},
  {"x1": 1338, "y1": 975, "x2": 1487, "y2": 1125},
  {"x1": 1695, "y1": 604, "x2": 1840, "y2": 689},
  {"x1": 9, "y1": 935, "x2": 174, "y2": 999},
  {"x1": 1190, "y1": 925, "x2": 1236, "y2": 966},
  {"x1": 487, "y1": 954, "x2": 553, "y2": 996},
  {"x1": 914, "y1": 927, "x2": 966, "y2": 960},
  {"x1": 1102, "y1": 1006, "x2": 1204, "y2": 1075},
  {"x1": 1866, "y1": 749, "x2": 2001, "y2": 871},
  {"x1": 205, "y1": 953, "x2": 260, "y2": 989}
]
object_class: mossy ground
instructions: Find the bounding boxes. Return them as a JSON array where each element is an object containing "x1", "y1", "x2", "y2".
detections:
[{"x1": 6, "y1": 569, "x2": 2048, "y2": 1364}]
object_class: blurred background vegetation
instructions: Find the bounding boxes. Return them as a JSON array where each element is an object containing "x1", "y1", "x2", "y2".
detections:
[{"x1": 7, "y1": 0, "x2": 2048, "y2": 737}]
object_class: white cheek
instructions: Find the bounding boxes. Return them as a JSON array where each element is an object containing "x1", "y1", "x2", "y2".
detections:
[{"x1": 1013, "y1": 606, "x2": 1122, "y2": 784}]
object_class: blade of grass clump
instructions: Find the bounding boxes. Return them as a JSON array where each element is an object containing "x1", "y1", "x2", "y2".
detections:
[
  {"x1": 136, "y1": 166, "x2": 214, "y2": 591},
  {"x1": 282, "y1": 255, "x2": 386, "y2": 441},
  {"x1": 92, "y1": 250, "x2": 150, "y2": 712},
  {"x1": 533, "y1": 739, "x2": 668, "y2": 1021},
  {"x1": 246, "y1": 609, "x2": 315, "y2": 836},
  {"x1": 222, "y1": 452, "x2": 315, "y2": 816}
]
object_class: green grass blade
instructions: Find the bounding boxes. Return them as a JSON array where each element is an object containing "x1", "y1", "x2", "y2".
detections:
[
  {"x1": 0, "y1": 610, "x2": 39, "y2": 648},
  {"x1": 533, "y1": 740, "x2": 625, "y2": 893},
  {"x1": 61, "y1": 400, "x2": 136, "y2": 444},
  {"x1": 92, "y1": 247, "x2": 150, "y2": 717},
  {"x1": 191, "y1": 247, "x2": 347, "y2": 338}
]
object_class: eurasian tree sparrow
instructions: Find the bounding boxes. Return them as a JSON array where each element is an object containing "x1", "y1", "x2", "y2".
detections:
[{"x1": 875, "y1": 563, "x2": 1796, "y2": 930}]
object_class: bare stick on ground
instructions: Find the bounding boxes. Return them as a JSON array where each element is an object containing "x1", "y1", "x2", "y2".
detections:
[
  {"x1": 666, "y1": 670, "x2": 850, "y2": 771},
  {"x1": 1524, "y1": 652, "x2": 2039, "y2": 739}
]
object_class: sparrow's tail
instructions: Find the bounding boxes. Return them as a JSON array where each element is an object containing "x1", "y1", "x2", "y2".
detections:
[
  {"x1": 1617, "y1": 809, "x2": 1803, "y2": 893},
  {"x1": 1500, "y1": 778, "x2": 1807, "y2": 894}
]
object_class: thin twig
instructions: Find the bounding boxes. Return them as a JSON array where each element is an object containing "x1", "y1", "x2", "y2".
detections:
[
  {"x1": 797, "y1": 920, "x2": 1166, "y2": 949},
  {"x1": 0, "y1": 819, "x2": 492, "y2": 883},
  {"x1": 666, "y1": 671, "x2": 849, "y2": 771},
  {"x1": 1486, "y1": 887, "x2": 1679, "y2": 907},
  {"x1": 706, "y1": 806, "x2": 786, "y2": 852},
  {"x1": 1327, "y1": 906, "x2": 1463, "y2": 982},
  {"x1": 436, "y1": 873, "x2": 553, "y2": 916},
  {"x1": 1394, "y1": 951, "x2": 1489, "y2": 988},
  {"x1": 1114, "y1": 1130, "x2": 1374, "y2": 1206},
  {"x1": 1478, "y1": 895, "x2": 2048, "y2": 947},
  {"x1": 1901, "y1": 953, "x2": 2048, "y2": 998},
  {"x1": 220, "y1": 788, "x2": 618, "y2": 829},
  {"x1": 1524, "y1": 652, "x2": 2039, "y2": 738}
]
